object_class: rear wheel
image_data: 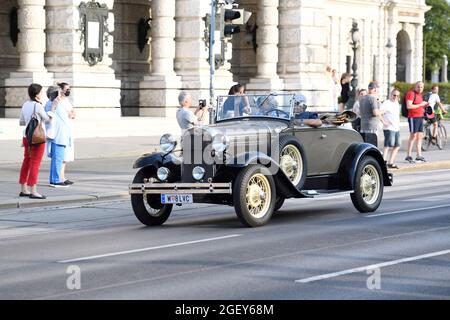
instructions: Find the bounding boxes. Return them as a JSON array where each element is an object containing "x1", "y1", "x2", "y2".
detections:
[
  {"x1": 131, "y1": 168, "x2": 173, "y2": 226},
  {"x1": 350, "y1": 156, "x2": 384, "y2": 213},
  {"x1": 437, "y1": 123, "x2": 447, "y2": 150},
  {"x1": 233, "y1": 165, "x2": 276, "y2": 227}
]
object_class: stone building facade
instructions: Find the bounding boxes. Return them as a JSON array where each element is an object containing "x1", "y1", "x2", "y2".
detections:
[{"x1": 0, "y1": 0, "x2": 429, "y2": 119}]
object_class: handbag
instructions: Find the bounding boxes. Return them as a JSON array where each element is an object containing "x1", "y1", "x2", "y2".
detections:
[{"x1": 25, "y1": 103, "x2": 46, "y2": 145}]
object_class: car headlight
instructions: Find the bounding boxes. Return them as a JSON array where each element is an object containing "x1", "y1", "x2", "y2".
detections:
[
  {"x1": 192, "y1": 166, "x2": 205, "y2": 181},
  {"x1": 212, "y1": 134, "x2": 228, "y2": 153},
  {"x1": 157, "y1": 167, "x2": 170, "y2": 181},
  {"x1": 160, "y1": 134, "x2": 176, "y2": 153}
]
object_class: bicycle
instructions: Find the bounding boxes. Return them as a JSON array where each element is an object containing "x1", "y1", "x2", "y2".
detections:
[{"x1": 422, "y1": 116, "x2": 447, "y2": 151}]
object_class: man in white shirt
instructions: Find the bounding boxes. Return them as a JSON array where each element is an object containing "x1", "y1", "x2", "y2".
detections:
[
  {"x1": 426, "y1": 85, "x2": 447, "y2": 139},
  {"x1": 176, "y1": 91, "x2": 204, "y2": 135},
  {"x1": 380, "y1": 89, "x2": 401, "y2": 169}
]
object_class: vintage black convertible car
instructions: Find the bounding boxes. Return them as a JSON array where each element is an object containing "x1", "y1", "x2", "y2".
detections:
[{"x1": 129, "y1": 93, "x2": 392, "y2": 227}]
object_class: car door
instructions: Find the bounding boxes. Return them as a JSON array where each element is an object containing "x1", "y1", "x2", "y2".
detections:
[{"x1": 294, "y1": 126, "x2": 327, "y2": 176}]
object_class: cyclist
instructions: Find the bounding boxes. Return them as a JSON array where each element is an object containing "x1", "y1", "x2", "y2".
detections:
[{"x1": 425, "y1": 85, "x2": 447, "y2": 141}]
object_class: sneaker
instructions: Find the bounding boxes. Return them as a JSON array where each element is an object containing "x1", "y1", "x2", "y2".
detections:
[
  {"x1": 50, "y1": 182, "x2": 69, "y2": 188},
  {"x1": 415, "y1": 156, "x2": 427, "y2": 163},
  {"x1": 64, "y1": 180, "x2": 74, "y2": 185},
  {"x1": 387, "y1": 163, "x2": 399, "y2": 169},
  {"x1": 405, "y1": 156, "x2": 415, "y2": 163}
]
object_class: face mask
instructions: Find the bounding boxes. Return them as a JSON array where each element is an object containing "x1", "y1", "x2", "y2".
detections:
[{"x1": 64, "y1": 90, "x2": 71, "y2": 97}]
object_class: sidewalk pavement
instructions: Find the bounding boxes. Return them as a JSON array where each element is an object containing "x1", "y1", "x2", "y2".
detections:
[{"x1": 0, "y1": 120, "x2": 449, "y2": 210}]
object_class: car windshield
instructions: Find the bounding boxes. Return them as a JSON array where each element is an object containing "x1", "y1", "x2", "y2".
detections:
[{"x1": 216, "y1": 93, "x2": 296, "y2": 121}]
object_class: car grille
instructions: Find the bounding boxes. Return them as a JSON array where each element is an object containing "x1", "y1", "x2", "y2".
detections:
[{"x1": 181, "y1": 128, "x2": 215, "y2": 182}]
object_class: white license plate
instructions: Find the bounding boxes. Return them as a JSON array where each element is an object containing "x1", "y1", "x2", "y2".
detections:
[{"x1": 161, "y1": 194, "x2": 193, "y2": 204}]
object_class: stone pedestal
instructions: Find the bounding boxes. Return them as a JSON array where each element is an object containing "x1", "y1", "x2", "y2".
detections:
[{"x1": 4, "y1": 0, "x2": 53, "y2": 118}]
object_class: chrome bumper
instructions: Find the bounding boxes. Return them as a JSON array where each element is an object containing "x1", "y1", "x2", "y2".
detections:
[{"x1": 129, "y1": 182, "x2": 232, "y2": 195}]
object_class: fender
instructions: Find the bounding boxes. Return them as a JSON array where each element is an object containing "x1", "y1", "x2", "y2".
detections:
[
  {"x1": 338, "y1": 143, "x2": 392, "y2": 190},
  {"x1": 133, "y1": 152, "x2": 182, "y2": 172},
  {"x1": 228, "y1": 151, "x2": 308, "y2": 198}
]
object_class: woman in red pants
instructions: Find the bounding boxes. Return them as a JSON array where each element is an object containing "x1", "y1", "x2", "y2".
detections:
[{"x1": 19, "y1": 83, "x2": 55, "y2": 199}]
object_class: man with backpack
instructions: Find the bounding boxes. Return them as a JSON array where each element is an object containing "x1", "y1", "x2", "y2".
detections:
[{"x1": 403, "y1": 81, "x2": 429, "y2": 163}]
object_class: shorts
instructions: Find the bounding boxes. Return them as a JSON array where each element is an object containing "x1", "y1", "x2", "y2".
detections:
[
  {"x1": 383, "y1": 130, "x2": 400, "y2": 148},
  {"x1": 408, "y1": 117, "x2": 424, "y2": 133}
]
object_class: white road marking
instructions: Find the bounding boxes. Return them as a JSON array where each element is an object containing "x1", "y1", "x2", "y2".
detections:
[
  {"x1": 366, "y1": 204, "x2": 450, "y2": 218},
  {"x1": 295, "y1": 249, "x2": 450, "y2": 284},
  {"x1": 57, "y1": 234, "x2": 242, "y2": 263}
]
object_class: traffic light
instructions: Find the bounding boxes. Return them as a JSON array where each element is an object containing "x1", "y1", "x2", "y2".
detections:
[
  {"x1": 219, "y1": 7, "x2": 251, "y2": 39},
  {"x1": 222, "y1": 9, "x2": 241, "y2": 38}
]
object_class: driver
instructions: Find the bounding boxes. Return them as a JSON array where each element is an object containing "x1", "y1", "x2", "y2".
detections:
[
  {"x1": 256, "y1": 95, "x2": 279, "y2": 116},
  {"x1": 292, "y1": 94, "x2": 322, "y2": 128}
]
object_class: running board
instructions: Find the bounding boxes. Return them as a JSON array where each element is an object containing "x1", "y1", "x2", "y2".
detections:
[{"x1": 299, "y1": 190, "x2": 352, "y2": 198}]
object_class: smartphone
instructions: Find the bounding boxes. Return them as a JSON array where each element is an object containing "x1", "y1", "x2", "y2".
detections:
[{"x1": 199, "y1": 99, "x2": 207, "y2": 109}]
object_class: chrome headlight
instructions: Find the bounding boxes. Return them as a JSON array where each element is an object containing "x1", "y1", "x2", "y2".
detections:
[
  {"x1": 160, "y1": 134, "x2": 176, "y2": 153},
  {"x1": 192, "y1": 166, "x2": 205, "y2": 181},
  {"x1": 157, "y1": 167, "x2": 170, "y2": 181},
  {"x1": 212, "y1": 134, "x2": 228, "y2": 153}
]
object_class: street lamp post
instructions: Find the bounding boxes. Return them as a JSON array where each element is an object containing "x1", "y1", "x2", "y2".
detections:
[
  {"x1": 386, "y1": 38, "x2": 393, "y2": 98},
  {"x1": 347, "y1": 20, "x2": 360, "y2": 110}
]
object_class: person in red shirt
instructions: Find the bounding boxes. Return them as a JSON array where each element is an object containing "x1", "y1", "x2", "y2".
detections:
[{"x1": 405, "y1": 81, "x2": 429, "y2": 163}]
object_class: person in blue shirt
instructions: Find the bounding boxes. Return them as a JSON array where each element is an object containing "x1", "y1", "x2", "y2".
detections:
[
  {"x1": 291, "y1": 94, "x2": 322, "y2": 127},
  {"x1": 222, "y1": 84, "x2": 251, "y2": 117},
  {"x1": 46, "y1": 89, "x2": 73, "y2": 187}
]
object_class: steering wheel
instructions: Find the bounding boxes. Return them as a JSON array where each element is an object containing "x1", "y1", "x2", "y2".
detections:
[{"x1": 264, "y1": 108, "x2": 290, "y2": 118}]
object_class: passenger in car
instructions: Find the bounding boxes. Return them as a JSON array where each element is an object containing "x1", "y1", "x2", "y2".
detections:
[
  {"x1": 291, "y1": 94, "x2": 322, "y2": 128},
  {"x1": 222, "y1": 84, "x2": 251, "y2": 118}
]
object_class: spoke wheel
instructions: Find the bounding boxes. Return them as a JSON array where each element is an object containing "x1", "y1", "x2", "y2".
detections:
[
  {"x1": 350, "y1": 156, "x2": 384, "y2": 213},
  {"x1": 245, "y1": 173, "x2": 272, "y2": 219},
  {"x1": 278, "y1": 136, "x2": 307, "y2": 190},
  {"x1": 131, "y1": 168, "x2": 173, "y2": 226},
  {"x1": 280, "y1": 144, "x2": 303, "y2": 186},
  {"x1": 359, "y1": 165, "x2": 381, "y2": 205},
  {"x1": 437, "y1": 124, "x2": 447, "y2": 150},
  {"x1": 233, "y1": 165, "x2": 276, "y2": 227}
]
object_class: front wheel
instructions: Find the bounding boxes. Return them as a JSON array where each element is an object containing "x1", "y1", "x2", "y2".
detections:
[
  {"x1": 350, "y1": 156, "x2": 384, "y2": 213},
  {"x1": 233, "y1": 165, "x2": 276, "y2": 227},
  {"x1": 131, "y1": 168, "x2": 173, "y2": 226}
]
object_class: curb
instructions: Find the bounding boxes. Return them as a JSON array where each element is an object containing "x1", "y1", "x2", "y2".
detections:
[
  {"x1": 0, "y1": 191, "x2": 129, "y2": 210},
  {"x1": 388, "y1": 160, "x2": 450, "y2": 174}
]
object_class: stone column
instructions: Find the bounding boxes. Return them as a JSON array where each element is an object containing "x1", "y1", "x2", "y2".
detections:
[
  {"x1": 277, "y1": 0, "x2": 329, "y2": 108},
  {"x1": 44, "y1": 0, "x2": 121, "y2": 119},
  {"x1": 414, "y1": 22, "x2": 423, "y2": 81},
  {"x1": 174, "y1": 0, "x2": 210, "y2": 96},
  {"x1": 4, "y1": 0, "x2": 53, "y2": 118},
  {"x1": 139, "y1": 0, "x2": 181, "y2": 117},
  {"x1": 247, "y1": 0, "x2": 283, "y2": 92}
]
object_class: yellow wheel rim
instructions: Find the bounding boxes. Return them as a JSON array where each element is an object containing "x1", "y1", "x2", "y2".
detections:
[
  {"x1": 360, "y1": 164, "x2": 380, "y2": 205},
  {"x1": 280, "y1": 144, "x2": 303, "y2": 185},
  {"x1": 245, "y1": 173, "x2": 271, "y2": 219}
]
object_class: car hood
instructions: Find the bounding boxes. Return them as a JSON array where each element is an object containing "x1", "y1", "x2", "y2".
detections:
[{"x1": 206, "y1": 118, "x2": 289, "y2": 137}]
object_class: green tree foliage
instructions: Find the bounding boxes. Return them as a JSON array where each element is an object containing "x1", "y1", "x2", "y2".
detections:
[{"x1": 424, "y1": 0, "x2": 450, "y2": 72}]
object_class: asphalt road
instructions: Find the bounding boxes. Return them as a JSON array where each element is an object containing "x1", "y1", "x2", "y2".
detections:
[{"x1": 0, "y1": 168, "x2": 450, "y2": 300}]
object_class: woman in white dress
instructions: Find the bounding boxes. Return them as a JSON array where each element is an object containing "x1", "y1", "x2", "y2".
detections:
[{"x1": 57, "y1": 82, "x2": 76, "y2": 185}]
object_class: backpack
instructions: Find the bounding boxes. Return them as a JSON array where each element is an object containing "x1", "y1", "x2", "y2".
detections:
[{"x1": 401, "y1": 91, "x2": 416, "y2": 118}]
